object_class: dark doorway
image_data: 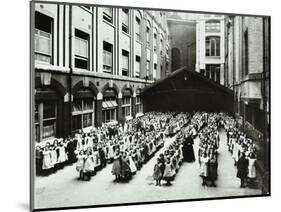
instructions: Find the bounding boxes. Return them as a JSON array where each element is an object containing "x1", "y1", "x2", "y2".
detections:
[{"x1": 172, "y1": 48, "x2": 181, "y2": 71}]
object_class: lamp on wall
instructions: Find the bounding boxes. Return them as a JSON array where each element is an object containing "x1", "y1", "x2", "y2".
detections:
[{"x1": 184, "y1": 73, "x2": 188, "y2": 81}]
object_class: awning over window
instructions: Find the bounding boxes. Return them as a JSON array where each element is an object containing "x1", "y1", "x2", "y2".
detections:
[{"x1": 102, "y1": 100, "x2": 117, "y2": 109}]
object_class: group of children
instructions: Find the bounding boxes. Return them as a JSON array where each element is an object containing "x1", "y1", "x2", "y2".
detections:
[
  {"x1": 196, "y1": 113, "x2": 220, "y2": 187},
  {"x1": 152, "y1": 115, "x2": 201, "y2": 186},
  {"x1": 35, "y1": 138, "x2": 77, "y2": 176},
  {"x1": 110, "y1": 112, "x2": 189, "y2": 182},
  {"x1": 224, "y1": 116, "x2": 258, "y2": 188},
  {"x1": 36, "y1": 111, "x2": 259, "y2": 189}
]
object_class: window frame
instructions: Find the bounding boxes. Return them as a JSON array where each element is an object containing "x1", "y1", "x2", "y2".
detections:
[
  {"x1": 74, "y1": 29, "x2": 89, "y2": 70},
  {"x1": 103, "y1": 41, "x2": 113, "y2": 73},
  {"x1": 103, "y1": 8, "x2": 113, "y2": 24},
  {"x1": 34, "y1": 12, "x2": 53, "y2": 64},
  {"x1": 205, "y1": 36, "x2": 220, "y2": 57},
  {"x1": 122, "y1": 96, "x2": 132, "y2": 117},
  {"x1": 72, "y1": 98, "x2": 94, "y2": 131}
]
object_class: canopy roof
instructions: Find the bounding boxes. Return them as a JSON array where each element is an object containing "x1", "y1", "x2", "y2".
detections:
[{"x1": 141, "y1": 67, "x2": 234, "y2": 113}]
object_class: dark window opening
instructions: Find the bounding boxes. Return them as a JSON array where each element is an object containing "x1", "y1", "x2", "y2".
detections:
[
  {"x1": 206, "y1": 36, "x2": 220, "y2": 57},
  {"x1": 103, "y1": 8, "x2": 113, "y2": 24}
]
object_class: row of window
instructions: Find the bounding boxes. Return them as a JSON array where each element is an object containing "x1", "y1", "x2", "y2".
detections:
[
  {"x1": 35, "y1": 96, "x2": 143, "y2": 142},
  {"x1": 34, "y1": 11, "x2": 167, "y2": 77}
]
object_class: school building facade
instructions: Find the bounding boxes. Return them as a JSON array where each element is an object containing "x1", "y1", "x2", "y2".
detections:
[{"x1": 32, "y1": 3, "x2": 170, "y2": 144}]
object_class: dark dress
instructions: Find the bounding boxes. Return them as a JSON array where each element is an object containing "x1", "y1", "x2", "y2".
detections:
[
  {"x1": 237, "y1": 156, "x2": 249, "y2": 179},
  {"x1": 35, "y1": 149, "x2": 43, "y2": 175},
  {"x1": 153, "y1": 164, "x2": 162, "y2": 180},
  {"x1": 208, "y1": 159, "x2": 218, "y2": 181},
  {"x1": 111, "y1": 155, "x2": 122, "y2": 176},
  {"x1": 183, "y1": 136, "x2": 195, "y2": 162},
  {"x1": 67, "y1": 140, "x2": 77, "y2": 163}
]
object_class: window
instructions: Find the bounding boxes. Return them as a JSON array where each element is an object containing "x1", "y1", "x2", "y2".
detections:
[
  {"x1": 42, "y1": 101, "x2": 56, "y2": 139},
  {"x1": 146, "y1": 27, "x2": 150, "y2": 48},
  {"x1": 205, "y1": 20, "x2": 221, "y2": 32},
  {"x1": 244, "y1": 29, "x2": 249, "y2": 76},
  {"x1": 103, "y1": 8, "x2": 113, "y2": 24},
  {"x1": 135, "y1": 17, "x2": 141, "y2": 42},
  {"x1": 136, "y1": 95, "x2": 143, "y2": 114},
  {"x1": 146, "y1": 60, "x2": 150, "y2": 75},
  {"x1": 206, "y1": 36, "x2": 220, "y2": 56},
  {"x1": 122, "y1": 9, "x2": 129, "y2": 33},
  {"x1": 122, "y1": 97, "x2": 131, "y2": 117},
  {"x1": 135, "y1": 55, "x2": 141, "y2": 78},
  {"x1": 153, "y1": 63, "x2": 157, "y2": 79},
  {"x1": 206, "y1": 64, "x2": 220, "y2": 83},
  {"x1": 83, "y1": 5, "x2": 91, "y2": 10},
  {"x1": 160, "y1": 39, "x2": 163, "y2": 55},
  {"x1": 74, "y1": 29, "x2": 89, "y2": 70},
  {"x1": 34, "y1": 12, "x2": 53, "y2": 64},
  {"x1": 103, "y1": 41, "x2": 113, "y2": 73},
  {"x1": 154, "y1": 63, "x2": 157, "y2": 70},
  {"x1": 102, "y1": 97, "x2": 117, "y2": 123},
  {"x1": 72, "y1": 98, "x2": 94, "y2": 131},
  {"x1": 102, "y1": 109, "x2": 116, "y2": 123},
  {"x1": 122, "y1": 50, "x2": 129, "y2": 76},
  {"x1": 153, "y1": 33, "x2": 157, "y2": 51}
]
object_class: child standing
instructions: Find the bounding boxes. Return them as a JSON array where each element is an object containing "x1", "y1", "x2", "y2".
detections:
[
  {"x1": 199, "y1": 152, "x2": 209, "y2": 186},
  {"x1": 153, "y1": 158, "x2": 162, "y2": 186},
  {"x1": 76, "y1": 150, "x2": 86, "y2": 180}
]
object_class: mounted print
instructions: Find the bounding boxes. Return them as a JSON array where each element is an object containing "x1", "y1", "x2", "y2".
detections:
[{"x1": 30, "y1": 0, "x2": 271, "y2": 211}]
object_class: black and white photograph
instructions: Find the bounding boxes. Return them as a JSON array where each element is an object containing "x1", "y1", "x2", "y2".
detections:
[{"x1": 30, "y1": 0, "x2": 270, "y2": 211}]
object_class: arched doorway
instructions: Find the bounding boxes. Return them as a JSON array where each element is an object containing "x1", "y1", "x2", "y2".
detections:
[{"x1": 172, "y1": 47, "x2": 181, "y2": 71}]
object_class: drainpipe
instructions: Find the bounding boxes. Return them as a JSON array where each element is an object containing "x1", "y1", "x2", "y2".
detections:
[
  {"x1": 68, "y1": 5, "x2": 73, "y2": 134},
  {"x1": 262, "y1": 17, "x2": 269, "y2": 189}
]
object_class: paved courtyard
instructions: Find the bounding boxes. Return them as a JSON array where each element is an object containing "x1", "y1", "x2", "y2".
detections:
[{"x1": 35, "y1": 129, "x2": 261, "y2": 209}]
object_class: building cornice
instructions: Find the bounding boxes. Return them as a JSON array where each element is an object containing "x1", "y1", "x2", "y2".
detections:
[{"x1": 34, "y1": 64, "x2": 154, "y2": 84}]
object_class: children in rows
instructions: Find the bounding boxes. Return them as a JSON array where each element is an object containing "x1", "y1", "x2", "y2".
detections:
[{"x1": 223, "y1": 114, "x2": 258, "y2": 188}]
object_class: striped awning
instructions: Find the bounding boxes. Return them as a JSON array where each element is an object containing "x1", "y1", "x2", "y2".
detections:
[{"x1": 102, "y1": 100, "x2": 117, "y2": 109}]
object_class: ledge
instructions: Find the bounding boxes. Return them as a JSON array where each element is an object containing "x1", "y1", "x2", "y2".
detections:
[{"x1": 34, "y1": 64, "x2": 154, "y2": 84}]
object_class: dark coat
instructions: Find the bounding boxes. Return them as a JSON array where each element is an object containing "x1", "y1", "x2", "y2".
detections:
[
  {"x1": 183, "y1": 136, "x2": 195, "y2": 162},
  {"x1": 237, "y1": 156, "x2": 249, "y2": 179},
  {"x1": 208, "y1": 159, "x2": 218, "y2": 181}
]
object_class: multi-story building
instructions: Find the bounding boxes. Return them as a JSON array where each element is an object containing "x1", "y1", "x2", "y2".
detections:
[
  {"x1": 167, "y1": 12, "x2": 196, "y2": 72},
  {"x1": 167, "y1": 13, "x2": 225, "y2": 85},
  {"x1": 195, "y1": 14, "x2": 225, "y2": 85},
  {"x1": 32, "y1": 3, "x2": 170, "y2": 144},
  {"x1": 224, "y1": 15, "x2": 270, "y2": 176}
]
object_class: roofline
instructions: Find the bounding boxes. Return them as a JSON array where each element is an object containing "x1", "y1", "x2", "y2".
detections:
[{"x1": 141, "y1": 67, "x2": 233, "y2": 95}]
